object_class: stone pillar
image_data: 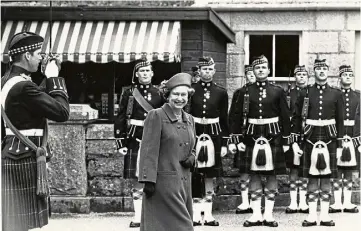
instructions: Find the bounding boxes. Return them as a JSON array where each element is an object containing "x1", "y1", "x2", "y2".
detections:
[{"x1": 48, "y1": 104, "x2": 98, "y2": 213}]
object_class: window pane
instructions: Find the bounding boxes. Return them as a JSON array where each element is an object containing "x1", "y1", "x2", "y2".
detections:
[
  {"x1": 249, "y1": 35, "x2": 273, "y2": 72},
  {"x1": 275, "y1": 35, "x2": 299, "y2": 77}
]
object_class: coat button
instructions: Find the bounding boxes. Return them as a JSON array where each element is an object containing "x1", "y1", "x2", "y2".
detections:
[
  {"x1": 177, "y1": 125, "x2": 181, "y2": 129},
  {"x1": 179, "y1": 143, "x2": 183, "y2": 146},
  {"x1": 182, "y1": 126, "x2": 186, "y2": 129}
]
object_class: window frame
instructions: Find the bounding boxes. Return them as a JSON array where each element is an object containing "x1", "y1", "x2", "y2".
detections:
[{"x1": 244, "y1": 31, "x2": 303, "y2": 82}]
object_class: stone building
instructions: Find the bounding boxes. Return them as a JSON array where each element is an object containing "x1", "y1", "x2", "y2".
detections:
[{"x1": 1, "y1": 0, "x2": 360, "y2": 213}]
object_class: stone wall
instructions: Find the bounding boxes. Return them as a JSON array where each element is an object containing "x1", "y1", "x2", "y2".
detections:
[{"x1": 218, "y1": 9, "x2": 360, "y2": 103}]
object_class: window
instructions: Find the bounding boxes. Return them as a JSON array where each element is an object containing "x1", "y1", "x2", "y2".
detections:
[{"x1": 245, "y1": 32, "x2": 301, "y2": 81}]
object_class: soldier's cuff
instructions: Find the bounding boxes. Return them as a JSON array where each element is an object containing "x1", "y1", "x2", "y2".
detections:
[
  {"x1": 46, "y1": 77, "x2": 68, "y2": 98},
  {"x1": 291, "y1": 133, "x2": 300, "y2": 144},
  {"x1": 231, "y1": 134, "x2": 243, "y2": 144},
  {"x1": 282, "y1": 135, "x2": 292, "y2": 146},
  {"x1": 352, "y1": 136, "x2": 361, "y2": 148},
  {"x1": 115, "y1": 138, "x2": 126, "y2": 149}
]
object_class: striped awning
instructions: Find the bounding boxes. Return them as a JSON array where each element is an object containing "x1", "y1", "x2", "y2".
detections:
[{"x1": 1, "y1": 21, "x2": 181, "y2": 63}]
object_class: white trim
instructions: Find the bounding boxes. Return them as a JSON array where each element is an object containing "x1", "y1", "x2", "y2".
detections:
[{"x1": 245, "y1": 32, "x2": 302, "y2": 79}]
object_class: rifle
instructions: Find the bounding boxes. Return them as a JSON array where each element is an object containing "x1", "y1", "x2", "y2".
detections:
[
  {"x1": 300, "y1": 88, "x2": 309, "y2": 149},
  {"x1": 286, "y1": 70, "x2": 291, "y2": 109}
]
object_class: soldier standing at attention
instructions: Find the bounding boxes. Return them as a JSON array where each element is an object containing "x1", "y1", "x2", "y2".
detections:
[
  {"x1": 292, "y1": 59, "x2": 344, "y2": 227},
  {"x1": 114, "y1": 59, "x2": 164, "y2": 228},
  {"x1": 229, "y1": 64, "x2": 256, "y2": 214},
  {"x1": 285, "y1": 65, "x2": 309, "y2": 214},
  {"x1": 189, "y1": 57, "x2": 229, "y2": 227},
  {"x1": 1, "y1": 32, "x2": 69, "y2": 231},
  {"x1": 229, "y1": 55, "x2": 291, "y2": 227},
  {"x1": 329, "y1": 65, "x2": 360, "y2": 214}
]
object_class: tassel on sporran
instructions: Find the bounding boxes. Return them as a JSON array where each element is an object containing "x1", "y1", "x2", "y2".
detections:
[
  {"x1": 341, "y1": 147, "x2": 351, "y2": 162},
  {"x1": 197, "y1": 143, "x2": 208, "y2": 163},
  {"x1": 316, "y1": 152, "x2": 327, "y2": 170},
  {"x1": 36, "y1": 147, "x2": 49, "y2": 197},
  {"x1": 256, "y1": 148, "x2": 266, "y2": 166}
]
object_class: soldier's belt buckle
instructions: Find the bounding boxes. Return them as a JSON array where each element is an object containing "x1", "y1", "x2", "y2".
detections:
[{"x1": 201, "y1": 118, "x2": 207, "y2": 124}]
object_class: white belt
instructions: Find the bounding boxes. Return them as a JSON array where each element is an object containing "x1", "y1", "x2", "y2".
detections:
[
  {"x1": 193, "y1": 117, "x2": 219, "y2": 125},
  {"x1": 248, "y1": 117, "x2": 279, "y2": 125},
  {"x1": 129, "y1": 119, "x2": 144, "y2": 127},
  {"x1": 344, "y1": 120, "x2": 355, "y2": 126},
  {"x1": 5, "y1": 128, "x2": 43, "y2": 136},
  {"x1": 306, "y1": 119, "x2": 336, "y2": 126}
]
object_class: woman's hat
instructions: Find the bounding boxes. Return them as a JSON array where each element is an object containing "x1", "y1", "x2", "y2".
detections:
[{"x1": 165, "y1": 73, "x2": 192, "y2": 90}]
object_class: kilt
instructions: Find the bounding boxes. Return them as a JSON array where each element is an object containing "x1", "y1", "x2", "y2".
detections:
[
  {"x1": 299, "y1": 127, "x2": 338, "y2": 178},
  {"x1": 2, "y1": 156, "x2": 49, "y2": 231},
  {"x1": 124, "y1": 138, "x2": 141, "y2": 179},
  {"x1": 195, "y1": 124, "x2": 223, "y2": 178},
  {"x1": 239, "y1": 135, "x2": 287, "y2": 175}
]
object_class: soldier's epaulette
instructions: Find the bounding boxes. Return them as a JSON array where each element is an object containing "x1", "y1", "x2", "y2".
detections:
[
  {"x1": 330, "y1": 85, "x2": 342, "y2": 91},
  {"x1": 269, "y1": 82, "x2": 283, "y2": 89},
  {"x1": 121, "y1": 85, "x2": 133, "y2": 94},
  {"x1": 354, "y1": 89, "x2": 360, "y2": 95},
  {"x1": 214, "y1": 82, "x2": 226, "y2": 90}
]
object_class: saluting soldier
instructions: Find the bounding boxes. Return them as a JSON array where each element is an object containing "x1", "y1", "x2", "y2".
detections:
[
  {"x1": 329, "y1": 65, "x2": 360, "y2": 214},
  {"x1": 292, "y1": 59, "x2": 344, "y2": 227},
  {"x1": 188, "y1": 57, "x2": 229, "y2": 227},
  {"x1": 229, "y1": 55, "x2": 291, "y2": 227},
  {"x1": 114, "y1": 59, "x2": 164, "y2": 228},
  {"x1": 229, "y1": 64, "x2": 256, "y2": 214},
  {"x1": 285, "y1": 65, "x2": 309, "y2": 214},
  {"x1": 1, "y1": 32, "x2": 69, "y2": 231}
]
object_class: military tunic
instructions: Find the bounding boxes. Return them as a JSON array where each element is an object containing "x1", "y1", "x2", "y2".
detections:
[
  {"x1": 188, "y1": 80, "x2": 229, "y2": 177},
  {"x1": 114, "y1": 83, "x2": 164, "y2": 178},
  {"x1": 338, "y1": 88, "x2": 360, "y2": 172},
  {"x1": 292, "y1": 84, "x2": 344, "y2": 178},
  {"x1": 229, "y1": 81, "x2": 291, "y2": 175},
  {"x1": 1, "y1": 65, "x2": 69, "y2": 231}
]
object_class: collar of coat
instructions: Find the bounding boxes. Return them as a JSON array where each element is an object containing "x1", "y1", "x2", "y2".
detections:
[{"x1": 162, "y1": 103, "x2": 190, "y2": 123}]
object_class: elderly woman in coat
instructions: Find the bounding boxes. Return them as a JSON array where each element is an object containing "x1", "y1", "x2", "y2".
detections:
[{"x1": 138, "y1": 73, "x2": 196, "y2": 231}]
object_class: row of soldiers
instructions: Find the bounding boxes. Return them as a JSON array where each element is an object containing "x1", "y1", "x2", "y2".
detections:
[{"x1": 114, "y1": 55, "x2": 360, "y2": 228}]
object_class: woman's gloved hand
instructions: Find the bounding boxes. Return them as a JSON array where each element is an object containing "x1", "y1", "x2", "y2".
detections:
[
  {"x1": 143, "y1": 182, "x2": 156, "y2": 198},
  {"x1": 180, "y1": 154, "x2": 195, "y2": 168}
]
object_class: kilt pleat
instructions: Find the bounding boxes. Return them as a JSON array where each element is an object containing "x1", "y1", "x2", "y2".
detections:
[
  {"x1": 299, "y1": 126, "x2": 338, "y2": 178},
  {"x1": 2, "y1": 156, "x2": 49, "y2": 231}
]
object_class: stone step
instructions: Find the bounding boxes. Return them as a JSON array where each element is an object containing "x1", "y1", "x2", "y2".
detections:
[{"x1": 51, "y1": 190, "x2": 360, "y2": 213}]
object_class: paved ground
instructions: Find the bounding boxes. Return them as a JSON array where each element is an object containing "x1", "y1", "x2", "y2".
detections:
[{"x1": 34, "y1": 208, "x2": 361, "y2": 231}]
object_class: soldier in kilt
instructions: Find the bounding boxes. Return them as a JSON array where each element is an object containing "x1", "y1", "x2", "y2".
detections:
[
  {"x1": 229, "y1": 65, "x2": 256, "y2": 214},
  {"x1": 188, "y1": 57, "x2": 229, "y2": 226},
  {"x1": 230, "y1": 55, "x2": 291, "y2": 227},
  {"x1": 1, "y1": 32, "x2": 69, "y2": 231},
  {"x1": 329, "y1": 65, "x2": 360, "y2": 214},
  {"x1": 285, "y1": 65, "x2": 309, "y2": 214},
  {"x1": 114, "y1": 59, "x2": 164, "y2": 228},
  {"x1": 292, "y1": 59, "x2": 344, "y2": 227}
]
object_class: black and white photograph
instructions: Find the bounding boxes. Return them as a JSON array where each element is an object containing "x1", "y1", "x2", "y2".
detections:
[{"x1": 1, "y1": 0, "x2": 360, "y2": 230}]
